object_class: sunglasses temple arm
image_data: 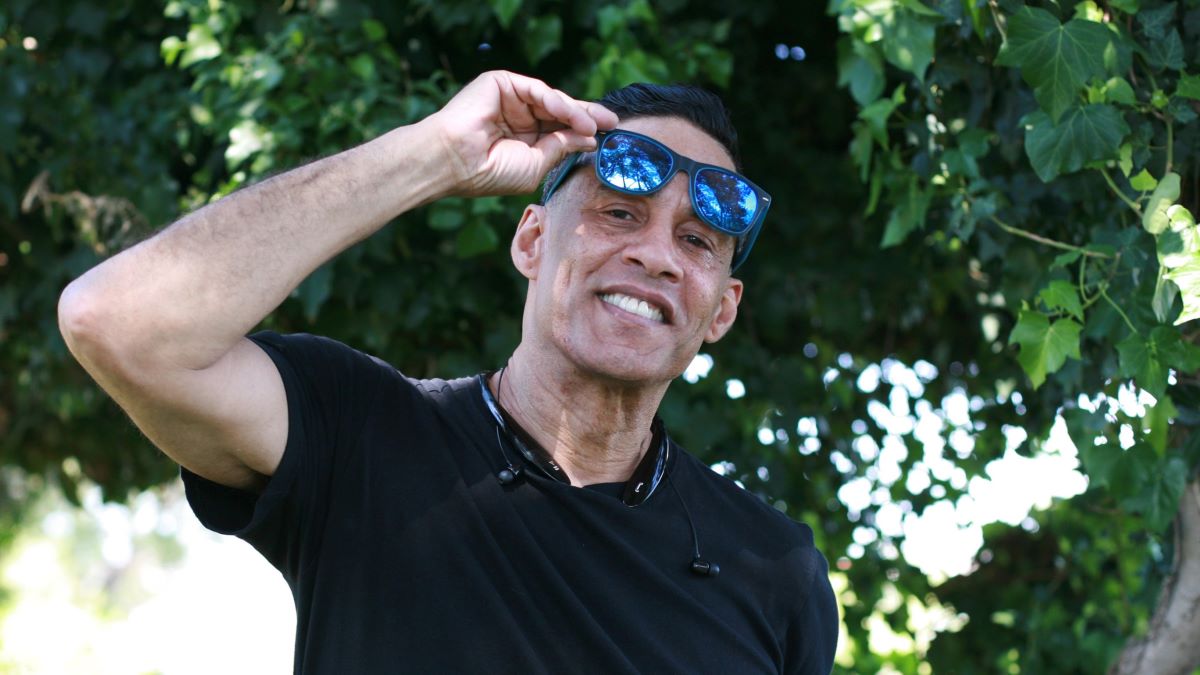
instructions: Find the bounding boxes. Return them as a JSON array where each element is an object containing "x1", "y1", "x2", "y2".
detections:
[{"x1": 731, "y1": 201, "x2": 771, "y2": 272}]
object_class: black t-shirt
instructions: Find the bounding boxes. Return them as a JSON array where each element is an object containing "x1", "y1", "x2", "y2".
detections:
[{"x1": 183, "y1": 332, "x2": 838, "y2": 674}]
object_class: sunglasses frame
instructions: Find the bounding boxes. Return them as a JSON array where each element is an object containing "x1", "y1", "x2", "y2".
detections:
[{"x1": 541, "y1": 129, "x2": 771, "y2": 271}]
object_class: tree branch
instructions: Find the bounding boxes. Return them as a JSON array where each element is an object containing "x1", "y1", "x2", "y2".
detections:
[
  {"x1": 1109, "y1": 475, "x2": 1200, "y2": 675},
  {"x1": 1099, "y1": 169, "x2": 1142, "y2": 214},
  {"x1": 988, "y1": 216, "x2": 1114, "y2": 258}
]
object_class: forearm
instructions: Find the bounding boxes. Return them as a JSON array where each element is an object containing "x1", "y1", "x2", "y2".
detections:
[{"x1": 60, "y1": 120, "x2": 451, "y2": 371}]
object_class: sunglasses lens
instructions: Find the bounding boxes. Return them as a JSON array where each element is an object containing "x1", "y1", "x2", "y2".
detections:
[
  {"x1": 694, "y1": 168, "x2": 759, "y2": 234},
  {"x1": 597, "y1": 134, "x2": 673, "y2": 192}
]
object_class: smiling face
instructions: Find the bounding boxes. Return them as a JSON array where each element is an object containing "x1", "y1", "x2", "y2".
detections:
[{"x1": 510, "y1": 116, "x2": 744, "y2": 386}]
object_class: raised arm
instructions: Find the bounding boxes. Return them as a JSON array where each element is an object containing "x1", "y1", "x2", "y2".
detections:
[{"x1": 57, "y1": 71, "x2": 617, "y2": 491}]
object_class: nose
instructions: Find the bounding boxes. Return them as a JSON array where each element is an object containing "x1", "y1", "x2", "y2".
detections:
[{"x1": 621, "y1": 178, "x2": 688, "y2": 280}]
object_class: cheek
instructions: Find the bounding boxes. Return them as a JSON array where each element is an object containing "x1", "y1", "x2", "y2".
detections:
[{"x1": 693, "y1": 282, "x2": 727, "y2": 319}]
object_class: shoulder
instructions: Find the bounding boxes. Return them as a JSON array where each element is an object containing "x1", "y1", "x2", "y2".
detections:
[
  {"x1": 247, "y1": 332, "x2": 494, "y2": 432},
  {"x1": 671, "y1": 445, "x2": 816, "y2": 551},
  {"x1": 248, "y1": 330, "x2": 394, "y2": 375},
  {"x1": 671, "y1": 443, "x2": 833, "y2": 613},
  {"x1": 671, "y1": 446, "x2": 838, "y2": 671}
]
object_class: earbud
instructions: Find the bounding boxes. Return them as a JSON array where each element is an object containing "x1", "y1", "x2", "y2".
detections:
[
  {"x1": 690, "y1": 558, "x2": 720, "y2": 577},
  {"x1": 497, "y1": 467, "x2": 519, "y2": 485}
]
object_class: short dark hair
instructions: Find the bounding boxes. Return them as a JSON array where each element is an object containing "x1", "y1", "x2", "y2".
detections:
[{"x1": 540, "y1": 82, "x2": 742, "y2": 204}]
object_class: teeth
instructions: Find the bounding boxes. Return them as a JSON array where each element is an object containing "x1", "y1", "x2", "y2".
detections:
[{"x1": 601, "y1": 293, "x2": 664, "y2": 323}]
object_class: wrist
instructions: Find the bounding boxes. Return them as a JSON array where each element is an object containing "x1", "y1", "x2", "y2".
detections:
[{"x1": 369, "y1": 118, "x2": 461, "y2": 209}]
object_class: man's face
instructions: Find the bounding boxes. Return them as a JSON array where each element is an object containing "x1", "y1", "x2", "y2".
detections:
[{"x1": 511, "y1": 116, "x2": 744, "y2": 385}]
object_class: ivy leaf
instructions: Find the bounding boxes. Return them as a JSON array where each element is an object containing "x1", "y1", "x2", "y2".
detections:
[
  {"x1": 1073, "y1": 1, "x2": 1104, "y2": 22},
  {"x1": 1051, "y1": 250, "x2": 1082, "y2": 268},
  {"x1": 1117, "y1": 331, "x2": 1169, "y2": 397},
  {"x1": 1152, "y1": 325, "x2": 1200, "y2": 374},
  {"x1": 1152, "y1": 271, "x2": 1179, "y2": 324},
  {"x1": 1118, "y1": 142, "x2": 1133, "y2": 177},
  {"x1": 1064, "y1": 407, "x2": 1109, "y2": 481},
  {"x1": 1118, "y1": 327, "x2": 1200, "y2": 395},
  {"x1": 1169, "y1": 98, "x2": 1199, "y2": 125},
  {"x1": 1137, "y1": 2, "x2": 1176, "y2": 40},
  {"x1": 1155, "y1": 217, "x2": 1200, "y2": 270},
  {"x1": 1009, "y1": 310, "x2": 1083, "y2": 388},
  {"x1": 1107, "y1": 442, "x2": 1156, "y2": 501},
  {"x1": 1024, "y1": 106, "x2": 1129, "y2": 183},
  {"x1": 1143, "y1": 395, "x2": 1177, "y2": 456},
  {"x1": 850, "y1": 124, "x2": 873, "y2": 182},
  {"x1": 1079, "y1": 441, "x2": 1121, "y2": 488},
  {"x1": 880, "y1": 177, "x2": 930, "y2": 248},
  {"x1": 837, "y1": 40, "x2": 885, "y2": 106},
  {"x1": 1039, "y1": 280, "x2": 1084, "y2": 320},
  {"x1": 1145, "y1": 29, "x2": 1185, "y2": 71},
  {"x1": 179, "y1": 24, "x2": 222, "y2": 68},
  {"x1": 1109, "y1": 0, "x2": 1140, "y2": 11},
  {"x1": 1177, "y1": 73, "x2": 1200, "y2": 100},
  {"x1": 1100, "y1": 76, "x2": 1136, "y2": 105},
  {"x1": 1129, "y1": 169, "x2": 1157, "y2": 191},
  {"x1": 995, "y1": 7, "x2": 1111, "y2": 122},
  {"x1": 1143, "y1": 172, "x2": 1181, "y2": 234},
  {"x1": 1165, "y1": 257, "x2": 1200, "y2": 324},
  {"x1": 1120, "y1": 457, "x2": 1187, "y2": 531},
  {"x1": 881, "y1": 9, "x2": 936, "y2": 81},
  {"x1": 858, "y1": 85, "x2": 905, "y2": 149}
]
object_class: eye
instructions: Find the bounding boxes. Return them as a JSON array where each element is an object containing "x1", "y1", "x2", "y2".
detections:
[
  {"x1": 683, "y1": 233, "x2": 713, "y2": 251},
  {"x1": 605, "y1": 208, "x2": 636, "y2": 221}
]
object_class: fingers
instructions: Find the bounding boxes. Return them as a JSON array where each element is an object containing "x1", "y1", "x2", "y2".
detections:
[
  {"x1": 500, "y1": 71, "x2": 615, "y2": 140},
  {"x1": 535, "y1": 128, "x2": 595, "y2": 160},
  {"x1": 529, "y1": 129, "x2": 591, "y2": 180},
  {"x1": 583, "y1": 101, "x2": 619, "y2": 130}
]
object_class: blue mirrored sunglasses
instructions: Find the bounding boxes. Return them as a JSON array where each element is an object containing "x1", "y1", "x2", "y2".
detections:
[{"x1": 541, "y1": 129, "x2": 771, "y2": 271}]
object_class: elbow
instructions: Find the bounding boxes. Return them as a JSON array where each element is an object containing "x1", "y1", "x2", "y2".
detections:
[
  {"x1": 58, "y1": 279, "x2": 149, "y2": 386},
  {"x1": 58, "y1": 279, "x2": 112, "y2": 359}
]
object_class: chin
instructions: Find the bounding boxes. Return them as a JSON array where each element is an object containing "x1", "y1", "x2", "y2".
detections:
[
  {"x1": 561, "y1": 339, "x2": 693, "y2": 386},
  {"x1": 542, "y1": 302, "x2": 700, "y2": 385}
]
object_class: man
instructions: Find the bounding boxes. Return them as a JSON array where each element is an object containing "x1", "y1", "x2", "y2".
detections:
[{"x1": 58, "y1": 71, "x2": 838, "y2": 673}]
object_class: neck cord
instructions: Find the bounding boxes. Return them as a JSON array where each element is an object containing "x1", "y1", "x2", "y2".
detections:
[
  {"x1": 667, "y1": 470, "x2": 720, "y2": 577},
  {"x1": 477, "y1": 369, "x2": 669, "y2": 506},
  {"x1": 478, "y1": 369, "x2": 720, "y2": 577}
]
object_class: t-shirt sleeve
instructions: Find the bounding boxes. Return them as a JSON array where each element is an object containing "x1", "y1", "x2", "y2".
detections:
[
  {"x1": 180, "y1": 330, "x2": 391, "y2": 580},
  {"x1": 785, "y1": 548, "x2": 839, "y2": 675}
]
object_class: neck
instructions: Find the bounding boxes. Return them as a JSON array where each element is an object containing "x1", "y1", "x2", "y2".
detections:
[{"x1": 490, "y1": 345, "x2": 669, "y2": 486}]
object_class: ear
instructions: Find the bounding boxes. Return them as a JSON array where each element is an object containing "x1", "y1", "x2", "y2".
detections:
[
  {"x1": 511, "y1": 204, "x2": 546, "y2": 281},
  {"x1": 703, "y1": 277, "x2": 743, "y2": 343}
]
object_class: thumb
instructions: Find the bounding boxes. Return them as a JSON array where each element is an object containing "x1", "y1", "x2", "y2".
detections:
[{"x1": 532, "y1": 129, "x2": 596, "y2": 176}]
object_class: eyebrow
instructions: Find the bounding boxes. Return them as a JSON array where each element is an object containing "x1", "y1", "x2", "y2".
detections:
[{"x1": 584, "y1": 183, "x2": 737, "y2": 253}]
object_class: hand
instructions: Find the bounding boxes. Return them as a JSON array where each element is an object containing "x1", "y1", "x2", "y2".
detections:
[{"x1": 425, "y1": 71, "x2": 619, "y2": 197}]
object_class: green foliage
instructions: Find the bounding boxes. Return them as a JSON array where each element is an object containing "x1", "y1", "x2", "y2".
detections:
[
  {"x1": 831, "y1": 0, "x2": 1200, "y2": 669},
  {"x1": 994, "y1": 7, "x2": 1112, "y2": 123},
  {"x1": 1009, "y1": 309, "x2": 1082, "y2": 389},
  {"x1": 1023, "y1": 105, "x2": 1129, "y2": 182}
]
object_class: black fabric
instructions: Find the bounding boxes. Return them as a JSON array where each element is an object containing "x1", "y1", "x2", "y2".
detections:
[{"x1": 182, "y1": 331, "x2": 838, "y2": 674}]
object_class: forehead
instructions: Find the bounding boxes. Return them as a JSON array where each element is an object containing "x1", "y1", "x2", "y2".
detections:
[{"x1": 617, "y1": 116, "x2": 736, "y2": 172}]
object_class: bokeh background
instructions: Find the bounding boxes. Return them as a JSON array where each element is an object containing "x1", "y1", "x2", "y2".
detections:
[{"x1": 3, "y1": 0, "x2": 1200, "y2": 673}]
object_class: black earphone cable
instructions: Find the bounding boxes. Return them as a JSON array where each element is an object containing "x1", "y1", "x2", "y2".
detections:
[
  {"x1": 476, "y1": 370, "x2": 719, "y2": 577},
  {"x1": 666, "y1": 470, "x2": 721, "y2": 578}
]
